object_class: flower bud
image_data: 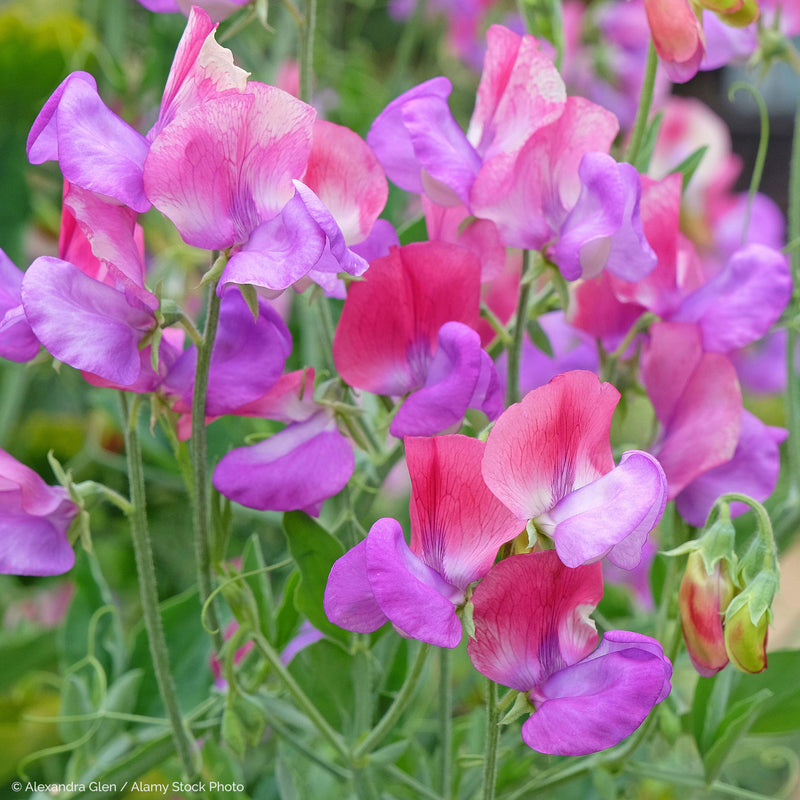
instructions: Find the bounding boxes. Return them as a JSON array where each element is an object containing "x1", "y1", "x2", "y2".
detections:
[
  {"x1": 717, "y1": 0, "x2": 759, "y2": 27},
  {"x1": 679, "y1": 551, "x2": 735, "y2": 676},
  {"x1": 724, "y1": 601, "x2": 768, "y2": 674}
]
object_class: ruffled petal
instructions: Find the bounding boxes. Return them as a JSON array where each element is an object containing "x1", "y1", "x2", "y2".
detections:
[
  {"x1": 0, "y1": 251, "x2": 39, "y2": 362},
  {"x1": 482, "y1": 371, "x2": 618, "y2": 520},
  {"x1": 365, "y1": 517, "x2": 463, "y2": 648},
  {"x1": 540, "y1": 451, "x2": 667, "y2": 569}
]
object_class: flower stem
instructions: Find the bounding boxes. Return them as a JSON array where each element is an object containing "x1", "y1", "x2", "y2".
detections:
[
  {"x1": 439, "y1": 648, "x2": 453, "y2": 800},
  {"x1": 191, "y1": 279, "x2": 224, "y2": 652},
  {"x1": 482, "y1": 680, "x2": 500, "y2": 800},
  {"x1": 119, "y1": 393, "x2": 198, "y2": 780},
  {"x1": 299, "y1": 0, "x2": 317, "y2": 104},
  {"x1": 624, "y1": 40, "x2": 658, "y2": 168},
  {"x1": 506, "y1": 250, "x2": 535, "y2": 406},
  {"x1": 353, "y1": 642, "x2": 430, "y2": 760}
]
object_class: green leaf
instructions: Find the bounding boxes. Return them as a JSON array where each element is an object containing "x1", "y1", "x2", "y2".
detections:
[
  {"x1": 368, "y1": 739, "x2": 409, "y2": 766},
  {"x1": 669, "y1": 145, "x2": 709, "y2": 194},
  {"x1": 728, "y1": 650, "x2": 800, "y2": 734},
  {"x1": 649, "y1": 553, "x2": 668, "y2": 608},
  {"x1": 526, "y1": 318, "x2": 554, "y2": 358},
  {"x1": 283, "y1": 511, "x2": 348, "y2": 646},
  {"x1": 397, "y1": 215, "x2": 427, "y2": 245},
  {"x1": 275, "y1": 570, "x2": 301, "y2": 651}
]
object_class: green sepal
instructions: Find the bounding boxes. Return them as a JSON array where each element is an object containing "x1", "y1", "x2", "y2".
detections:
[{"x1": 498, "y1": 691, "x2": 534, "y2": 726}]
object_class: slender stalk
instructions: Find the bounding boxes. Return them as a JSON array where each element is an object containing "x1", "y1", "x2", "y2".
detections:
[
  {"x1": 384, "y1": 765, "x2": 444, "y2": 800},
  {"x1": 624, "y1": 40, "x2": 658, "y2": 167},
  {"x1": 623, "y1": 763, "x2": 782, "y2": 800},
  {"x1": 506, "y1": 250, "x2": 535, "y2": 406},
  {"x1": 353, "y1": 642, "x2": 430, "y2": 760},
  {"x1": 119, "y1": 393, "x2": 198, "y2": 780},
  {"x1": 787, "y1": 104, "x2": 800, "y2": 503},
  {"x1": 299, "y1": 0, "x2": 317, "y2": 104},
  {"x1": 439, "y1": 648, "x2": 453, "y2": 800},
  {"x1": 191, "y1": 280, "x2": 224, "y2": 652},
  {"x1": 482, "y1": 680, "x2": 501, "y2": 800},
  {"x1": 250, "y1": 630, "x2": 351, "y2": 761}
]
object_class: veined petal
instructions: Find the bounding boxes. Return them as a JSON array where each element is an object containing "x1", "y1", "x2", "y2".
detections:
[
  {"x1": 541, "y1": 451, "x2": 667, "y2": 569},
  {"x1": 0, "y1": 515, "x2": 76, "y2": 577},
  {"x1": 523, "y1": 631, "x2": 671, "y2": 755},
  {"x1": 468, "y1": 552, "x2": 603, "y2": 691},
  {"x1": 0, "y1": 250, "x2": 38, "y2": 363},
  {"x1": 21, "y1": 257, "x2": 154, "y2": 385},
  {"x1": 407, "y1": 435, "x2": 524, "y2": 589},
  {"x1": 324, "y1": 540, "x2": 388, "y2": 633},
  {"x1": 482, "y1": 371, "x2": 618, "y2": 520},
  {"x1": 365, "y1": 517, "x2": 463, "y2": 648},
  {"x1": 144, "y1": 84, "x2": 315, "y2": 249}
]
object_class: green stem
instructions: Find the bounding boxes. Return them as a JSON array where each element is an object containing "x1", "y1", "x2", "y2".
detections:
[
  {"x1": 299, "y1": 0, "x2": 317, "y2": 104},
  {"x1": 353, "y1": 642, "x2": 430, "y2": 760},
  {"x1": 250, "y1": 630, "x2": 351, "y2": 761},
  {"x1": 191, "y1": 280, "x2": 224, "y2": 652},
  {"x1": 787, "y1": 103, "x2": 800, "y2": 503},
  {"x1": 506, "y1": 250, "x2": 535, "y2": 406},
  {"x1": 0, "y1": 362, "x2": 29, "y2": 447},
  {"x1": 383, "y1": 764, "x2": 444, "y2": 800},
  {"x1": 119, "y1": 393, "x2": 198, "y2": 780},
  {"x1": 603, "y1": 312, "x2": 657, "y2": 381},
  {"x1": 439, "y1": 648, "x2": 453, "y2": 800},
  {"x1": 624, "y1": 40, "x2": 658, "y2": 167},
  {"x1": 482, "y1": 680, "x2": 500, "y2": 800},
  {"x1": 727, "y1": 83, "x2": 769, "y2": 245}
]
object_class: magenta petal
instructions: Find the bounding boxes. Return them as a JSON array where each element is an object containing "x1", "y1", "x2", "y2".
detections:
[
  {"x1": 365, "y1": 518, "x2": 463, "y2": 648},
  {"x1": 674, "y1": 244, "x2": 792, "y2": 353},
  {"x1": 30, "y1": 74, "x2": 150, "y2": 212},
  {"x1": 676, "y1": 411, "x2": 788, "y2": 526},
  {"x1": 468, "y1": 552, "x2": 603, "y2": 690},
  {"x1": 552, "y1": 153, "x2": 655, "y2": 282},
  {"x1": 324, "y1": 540, "x2": 388, "y2": 634},
  {"x1": 407, "y1": 436, "x2": 524, "y2": 589},
  {"x1": 390, "y1": 321, "x2": 486, "y2": 437},
  {"x1": 367, "y1": 77, "x2": 454, "y2": 194},
  {"x1": 543, "y1": 451, "x2": 667, "y2": 570},
  {"x1": 21, "y1": 257, "x2": 154, "y2": 385},
  {"x1": 219, "y1": 192, "x2": 327, "y2": 294},
  {"x1": 333, "y1": 241, "x2": 481, "y2": 396},
  {"x1": 213, "y1": 412, "x2": 354, "y2": 515},
  {"x1": 523, "y1": 633, "x2": 670, "y2": 755},
  {"x1": 482, "y1": 371, "x2": 618, "y2": 520}
]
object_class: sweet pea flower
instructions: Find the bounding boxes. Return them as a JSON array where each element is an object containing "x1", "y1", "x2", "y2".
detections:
[
  {"x1": 212, "y1": 369, "x2": 355, "y2": 516},
  {"x1": 468, "y1": 551, "x2": 672, "y2": 755},
  {"x1": 368, "y1": 26, "x2": 656, "y2": 283},
  {"x1": 333, "y1": 241, "x2": 501, "y2": 437},
  {"x1": 0, "y1": 449, "x2": 79, "y2": 576},
  {"x1": 482, "y1": 371, "x2": 667, "y2": 570},
  {"x1": 134, "y1": 0, "x2": 249, "y2": 22},
  {"x1": 324, "y1": 435, "x2": 523, "y2": 648}
]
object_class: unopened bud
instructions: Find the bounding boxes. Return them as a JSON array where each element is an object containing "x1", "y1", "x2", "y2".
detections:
[
  {"x1": 724, "y1": 601, "x2": 768, "y2": 674},
  {"x1": 679, "y1": 551, "x2": 735, "y2": 676}
]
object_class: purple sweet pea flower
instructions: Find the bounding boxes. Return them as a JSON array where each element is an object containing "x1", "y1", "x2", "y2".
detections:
[
  {"x1": 0, "y1": 449, "x2": 79, "y2": 576},
  {"x1": 134, "y1": 0, "x2": 249, "y2": 22},
  {"x1": 324, "y1": 435, "x2": 523, "y2": 648},
  {"x1": 468, "y1": 551, "x2": 672, "y2": 755}
]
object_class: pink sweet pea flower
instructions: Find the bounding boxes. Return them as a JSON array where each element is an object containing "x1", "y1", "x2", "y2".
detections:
[
  {"x1": 644, "y1": 0, "x2": 705, "y2": 82},
  {"x1": 333, "y1": 241, "x2": 501, "y2": 437},
  {"x1": 0, "y1": 449, "x2": 79, "y2": 576},
  {"x1": 324, "y1": 435, "x2": 523, "y2": 648},
  {"x1": 468, "y1": 551, "x2": 672, "y2": 755},
  {"x1": 134, "y1": 0, "x2": 249, "y2": 22},
  {"x1": 482, "y1": 371, "x2": 667, "y2": 570}
]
